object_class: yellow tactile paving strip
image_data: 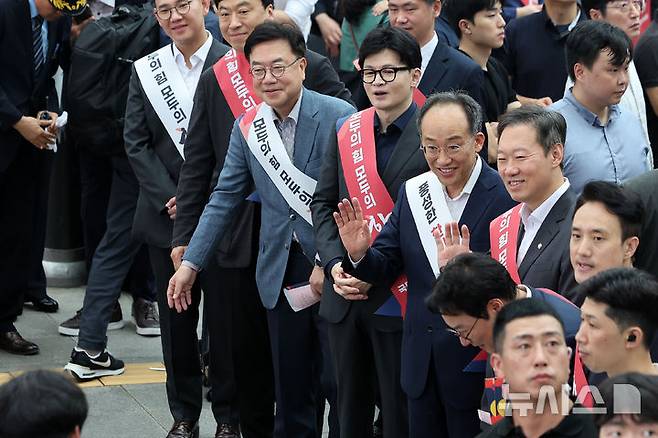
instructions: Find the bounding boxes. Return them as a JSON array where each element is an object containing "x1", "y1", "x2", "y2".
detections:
[{"x1": 0, "y1": 362, "x2": 167, "y2": 388}]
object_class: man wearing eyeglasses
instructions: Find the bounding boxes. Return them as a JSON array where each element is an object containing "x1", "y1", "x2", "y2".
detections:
[
  {"x1": 168, "y1": 22, "x2": 355, "y2": 438},
  {"x1": 326, "y1": 85, "x2": 515, "y2": 436}
]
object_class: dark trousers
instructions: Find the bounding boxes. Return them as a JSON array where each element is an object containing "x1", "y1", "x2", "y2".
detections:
[
  {"x1": 328, "y1": 307, "x2": 407, "y2": 438},
  {"x1": 77, "y1": 156, "x2": 153, "y2": 351},
  {"x1": 0, "y1": 145, "x2": 46, "y2": 331},
  {"x1": 78, "y1": 147, "x2": 154, "y2": 301},
  {"x1": 266, "y1": 246, "x2": 338, "y2": 438}
]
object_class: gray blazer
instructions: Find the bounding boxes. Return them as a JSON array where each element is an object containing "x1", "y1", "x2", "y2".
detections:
[{"x1": 183, "y1": 88, "x2": 355, "y2": 308}]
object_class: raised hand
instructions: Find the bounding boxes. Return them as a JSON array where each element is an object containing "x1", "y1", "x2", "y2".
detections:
[
  {"x1": 333, "y1": 197, "x2": 371, "y2": 262},
  {"x1": 434, "y1": 222, "x2": 471, "y2": 269}
]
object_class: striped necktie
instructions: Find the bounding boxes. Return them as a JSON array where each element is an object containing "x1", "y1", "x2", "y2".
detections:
[{"x1": 32, "y1": 15, "x2": 45, "y2": 80}]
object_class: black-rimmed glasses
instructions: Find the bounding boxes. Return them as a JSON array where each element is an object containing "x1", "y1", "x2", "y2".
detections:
[
  {"x1": 155, "y1": 0, "x2": 193, "y2": 20},
  {"x1": 361, "y1": 66, "x2": 411, "y2": 84},
  {"x1": 250, "y1": 56, "x2": 303, "y2": 80},
  {"x1": 446, "y1": 317, "x2": 480, "y2": 342}
]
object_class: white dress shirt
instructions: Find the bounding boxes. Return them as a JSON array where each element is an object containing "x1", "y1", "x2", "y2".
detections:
[
  {"x1": 172, "y1": 31, "x2": 213, "y2": 95},
  {"x1": 442, "y1": 156, "x2": 482, "y2": 221},
  {"x1": 419, "y1": 32, "x2": 438, "y2": 82},
  {"x1": 517, "y1": 178, "x2": 570, "y2": 265}
]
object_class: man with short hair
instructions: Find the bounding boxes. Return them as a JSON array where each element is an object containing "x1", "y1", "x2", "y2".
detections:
[
  {"x1": 552, "y1": 20, "x2": 650, "y2": 194},
  {"x1": 625, "y1": 170, "x2": 658, "y2": 278},
  {"x1": 575, "y1": 268, "x2": 658, "y2": 378},
  {"x1": 0, "y1": 370, "x2": 88, "y2": 438},
  {"x1": 311, "y1": 26, "x2": 425, "y2": 438},
  {"x1": 169, "y1": 22, "x2": 355, "y2": 438},
  {"x1": 332, "y1": 91, "x2": 515, "y2": 437},
  {"x1": 476, "y1": 298, "x2": 598, "y2": 437}
]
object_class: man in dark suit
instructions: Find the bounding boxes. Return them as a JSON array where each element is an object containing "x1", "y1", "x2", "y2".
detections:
[
  {"x1": 0, "y1": 0, "x2": 84, "y2": 355},
  {"x1": 119, "y1": 0, "x2": 233, "y2": 435},
  {"x1": 169, "y1": 22, "x2": 355, "y2": 438},
  {"x1": 491, "y1": 106, "x2": 577, "y2": 299},
  {"x1": 170, "y1": 0, "x2": 352, "y2": 436},
  {"x1": 311, "y1": 27, "x2": 427, "y2": 438},
  {"x1": 332, "y1": 92, "x2": 516, "y2": 437}
]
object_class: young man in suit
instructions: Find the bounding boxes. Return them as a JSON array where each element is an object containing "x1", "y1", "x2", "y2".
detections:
[
  {"x1": 311, "y1": 26, "x2": 427, "y2": 438},
  {"x1": 490, "y1": 105, "x2": 578, "y2": 300},
  {"x1": 0, "y1": 0, "x2": 86, "y2": 355},
  {"x1": 332, "y1": 91, "x2": 515, "y2": 437},
  {"x1": 168, "y1": 22, "x2": 355, "y2": 438},
  {"x1": 169, "y1": 0, "x2": 352, "y2": 433}
]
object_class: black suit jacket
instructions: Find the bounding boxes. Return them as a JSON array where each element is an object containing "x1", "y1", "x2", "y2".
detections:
[
  {"x1": 0, "y1": 0, "x2": 69, "y2": 172},
  {"x1": 172, "y1": 48, "x2": 353, "y2": 268},
  {"x1": 310, "y1": 109, "x2": 429, "y2": 323},
  {"x1": 519, "y1": 187, "x2": 578, "y2": 300},
  {"x1": 124, "y1": 40, "x2": 230, "y2": 248}
]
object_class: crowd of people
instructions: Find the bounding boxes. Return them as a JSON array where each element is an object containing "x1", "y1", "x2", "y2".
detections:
[{"x1": 1, "y1": 0, "x2": 658, "y2": 436}]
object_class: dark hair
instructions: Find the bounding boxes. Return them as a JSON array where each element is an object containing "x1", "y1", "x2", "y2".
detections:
[
  {"x1": 417, "y1": 91, "x2": 483, "y2": 135},
  {"x1": 497, "y1": 105, "x2": 566, "y2": 165},
  {"x1": 342, "y1": 0, "x2": 377, "y2": 24},
  {"x1": 215, "y1": 0, "x2": 273, "y2": 9},
  {"x1": 493, "y1": 298, "x2": 566, "y2": 353},
  {"x1": 0, "y1": 370, "x2": 88, "y2": 438},
  {"x1": 427, "y1": 253, "x2": 517, "y2": 318},
  {"x1": 244, "y1": 21, "x2": 306, "y2": 61},
  {"x1": 574, "y1": 181, "x2": 644, "y2": 242},
  {"x1": 596, "y1": 372, "x2": 658, "y2": 427},
  {"x1": 566, "y1": 20, "x2": 632, "y2": 82},
  {"x1": 581, "y1": 0, "x2": 613, "y2": 18},
  {"x1": 447, "y1": 0, "x2": 499, "y2": 38},
  {"x1": 357, "y1": 27, "x2": 421, "y2": 71},
  {"x1": 575, "y1": 268, "x2": 658, "y2": 349}
]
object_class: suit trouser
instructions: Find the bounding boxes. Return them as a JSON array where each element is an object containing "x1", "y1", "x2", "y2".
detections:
[
  {"x1": 77, "y1": 156, "x2": 153, "y2": 351},
  {"x1": 266, "y1": 245, "x2": 338, "y2": 438},
  {"x1": 408, "y1": 354, "x2": 483, "y2": 438},
  {"x1": 78, "y1": 147, "x2": 154, "y2": 300},
  {"x1": 0, "y1": 144, "x2": 43, "y2": 330},
  {"x1": 328, "y1": 306, "x2": 408, "y2": 438}
]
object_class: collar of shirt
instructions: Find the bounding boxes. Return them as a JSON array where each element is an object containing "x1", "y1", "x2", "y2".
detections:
[
  {"x1": 373, "y1": 101, "x2": 416, "y2": 135},
  {"x1": 542, "y1": 5, "x2": 582, "y2": 35},
  {"x1": 271, "y1": 88, "x2": 304, "y2": 125},
  {"x1": 519, "y1": 284, "x2": 532, "y2": 298},
  {"x1": 563, "y1": 88, "x2": 620, "y2": 127},
  {"x1": 420, "y1": 32, "x2": 438, "y2": 78},
  {"x1": 520, "y1": 178, "x2": 570, "y2": 230},
  {"x1": 442, "y1": 155, "x2": 482, "y2": 201},
  {"x1": 28, "y1": 0, "x2": 38, "y2": 19},
  {"x1": 172, "y1": 30, "x2": 213, "y2": 71}
]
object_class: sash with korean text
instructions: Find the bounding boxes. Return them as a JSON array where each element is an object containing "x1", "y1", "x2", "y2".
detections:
[
  {"x1": 489, "y1": 204, "x2": 523, "y2": 284},
  {"x1": 214, "y1": 48, "x2": 261, "y2": 118},
  {"x1": 239, "y1": 103, "x2": 315, "y2": 224},
  {"x1": 336, "y1": 107, "x2": 408, "y2": 317},
  {"x1": 405, "y1": 171, "x2": 455, "y2": 277},
  {"x1": 134, "y1": 46, "x2": 192, "y2": 158}
]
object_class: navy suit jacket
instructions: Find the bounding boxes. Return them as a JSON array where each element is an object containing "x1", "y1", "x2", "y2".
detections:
[
  {"x1": 345, "y1": 163, "x2": 517, "y2": 403},
  {"x1": 0, "y1": 0, "x2": 69, "y2": 171}
]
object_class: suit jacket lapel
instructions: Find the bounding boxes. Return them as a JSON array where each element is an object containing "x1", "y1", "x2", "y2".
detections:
[
  {"x1": 203, "y1": 40, "x2": 228, "y2": 71},
  {"x1": 418, "y1": 43, "x2": 448, "y2": 96},
  {"x1": 518, "y1": 189, "x2": 575, "y2": 277},
  {"x1": 381, "y1": 110, "x2": 420, "y2": 185},
  {"x1": 293, "y1": 89, "x2": 319, "y2": 170},
  {"x1": 460, "y1": 162, "x2": 495, "y2": 230}
]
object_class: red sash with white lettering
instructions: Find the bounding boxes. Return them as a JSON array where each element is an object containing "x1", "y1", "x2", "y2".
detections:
[
  {"x1": 489, "y1": 204, "x2": 523, "y2": 284},
  {"x1": 213, "y1": 49, "x2": 261, "y2": 118},
  {"x1": 337, "y1": 107, "x2": 408, "y2": 317},
  {"x1": 412, "y1": 88, "x2": 426, "y2": 108}
]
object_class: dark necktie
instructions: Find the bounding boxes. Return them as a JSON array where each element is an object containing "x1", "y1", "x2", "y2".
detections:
[{"x1": 33, "y1": 15, "x2": 45, "y2": 80}]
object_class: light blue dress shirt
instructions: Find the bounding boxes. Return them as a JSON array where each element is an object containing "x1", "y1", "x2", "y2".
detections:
[
  {"x1": 28, "y1": 0, "x2": 48, "y2": 60},
  {"x1": 551, "y1": 89, "x2": 650, "y2": 194}
]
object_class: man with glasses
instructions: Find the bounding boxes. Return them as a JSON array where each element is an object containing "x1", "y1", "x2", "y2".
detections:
[
  {"x1": 311, "y1": 27, "x2": 427, "y2": 438},
  {"x1": 329, "y1": 89, "x2": 514, "y2": 437},
  {"x1": 168, "y1": 22, "x2": 355, "y2": 438}
]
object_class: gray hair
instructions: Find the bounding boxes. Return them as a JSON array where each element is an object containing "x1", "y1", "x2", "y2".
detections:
[{"x1": 417, "y1": 90, "x2": 483, "y2": 137}]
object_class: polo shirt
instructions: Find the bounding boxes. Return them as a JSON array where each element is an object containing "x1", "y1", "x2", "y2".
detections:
[{"x1": 499, "y1": 6, "x2": 585, "y2": 102}]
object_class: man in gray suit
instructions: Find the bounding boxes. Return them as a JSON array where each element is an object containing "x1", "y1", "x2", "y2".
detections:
[{"x1": 168, "y1": 22, "x2": 355, "y2": 438}]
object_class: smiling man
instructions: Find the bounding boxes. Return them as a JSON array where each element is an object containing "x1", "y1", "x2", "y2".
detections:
[{"x1": 169, "y1": 22, "x2": 355, "y2": 438}]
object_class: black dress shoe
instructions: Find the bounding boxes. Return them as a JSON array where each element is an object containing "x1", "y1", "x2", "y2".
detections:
[
  {"x1": 0, "y1": 331, "x2": 39, "y2": 355},
  {"x1": 24, "y1": 295, "x2": 59, "y2": 313},
  {"x1": 167, "y1": 420, "x2": 199, "y2": 438},
  {"x1": 215, "y1": 423, "x2": 239, "y2": 438}
]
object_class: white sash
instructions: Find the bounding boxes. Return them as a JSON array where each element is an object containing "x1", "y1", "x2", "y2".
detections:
[
  {"x1": 134, "y1": 45, "x2": 193, "y2": 159},
  {"x1": 405, "y1": 171, "x2": 455, "y2": 277},
  {"x1": 243, "y1": 104, "x2": 316, "y2": 225}
]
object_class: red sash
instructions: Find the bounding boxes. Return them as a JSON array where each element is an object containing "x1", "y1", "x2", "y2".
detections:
[
  {"x1": 412, "y1": 88, "x2": 426, "y2": 108},
  {"x1": 213, "y1": 49, "x2": 261, "y2": 119},
  {"x1": 337, "y1": 108, "x2": 408, "y2": 316},
  {"x1": 489, "y1": 204, "x2": 523, "y2": 284}
]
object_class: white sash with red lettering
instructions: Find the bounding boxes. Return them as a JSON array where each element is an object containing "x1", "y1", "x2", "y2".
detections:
[
  {"x1": 134, "y1": 45, "x2": 192, "y2": 158},
  {"x1": 239, "y1": 103, "x2": 316, "y2": 225},
  {"x1": 214, "y1": 49, "x2": 261, "y2": 118},
  {"x1": 405, "y1": 171, "x2": 455, "y2": 277}
]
